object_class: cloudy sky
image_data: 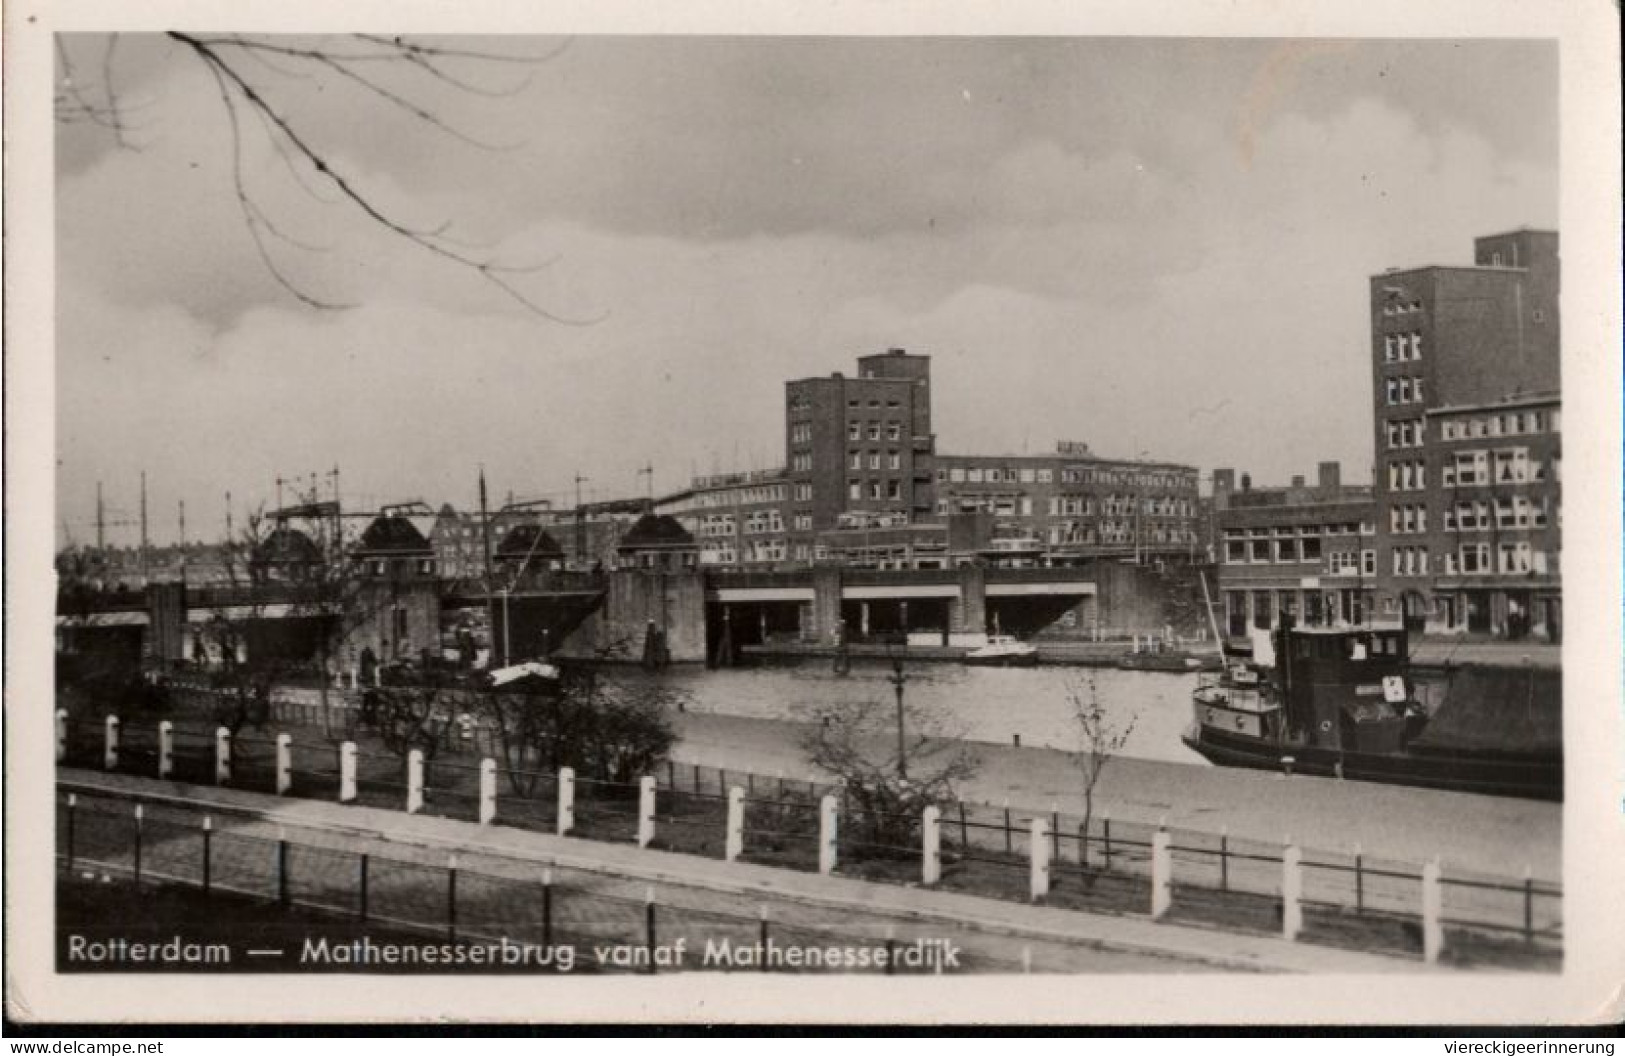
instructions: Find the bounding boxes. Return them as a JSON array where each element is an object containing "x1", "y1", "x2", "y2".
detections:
[{"x1": 55, "y1": 34, "x2": 1556, "y2": 546}]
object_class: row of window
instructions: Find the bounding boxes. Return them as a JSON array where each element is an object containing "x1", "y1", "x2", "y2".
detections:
[
  {"x1": 1225, "y1": 536, "x2": 1328, "y2": 564},
  {"x1": 1383, "y1": 376, "x2": 1426, "y2": 406},
  {"x1": 1388, "y1": 458, "x2": 1427, "y2": 492},
  {"x1": 849, "y1": 450, "x2": 904, "y2": 471},
  {"x1": 847, "y1": 398, "x2": 903, "y2": 411},
  {"x1": 1441, "y1": 448, "x2": 1553, "y2": 488},
  {"x1": 1385, "y1": 417, "x2": 1426, "y2": 449},
  {"x1": 1390, "y1": 504, "x2": 1428, "y2": 535},
  {"x1": 679, "y1": 484, "x2": 788, "y2": 510},
  {"x1": 1439, "y1": 409, "x2": 1559, "y2": 441},
  {"x1": 1447, "y1": 543, "x2": 1550, "y2": 576},
  {"x1": 1381, "y1": 300, "x2": 1424, "y2": 317},
  {"x1": 1442, "y1": 497, "x2": 1554, "y2": 532},
  {"x1": 849, "y1": 479, "x2": 904, "y2": 501},
  {"x1": 1382, "y1": 331, "x2": 1424, "y2": 362},
  {"x1": 848, "y1": 421, "x2": 905, "y2": 442},
  {"x1": 934, "y1": 465, "x2": 1193, "y2": 489}
]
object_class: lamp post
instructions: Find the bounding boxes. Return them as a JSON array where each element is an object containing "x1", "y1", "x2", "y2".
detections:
[{"x1": 887, "y1": 650, "x2": 909, "y2": 779}]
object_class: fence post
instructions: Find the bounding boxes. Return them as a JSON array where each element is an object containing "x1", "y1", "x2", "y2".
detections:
[
  {"x1": 557, "y1": 767, "x2": 575, "y2": 835},
  {"x1": 406, "y1": 749, "x2": 424, "y2": 813},
  {"x1": 268, "y1": 733, "x2": 290, "y2": 795},
  {"x1": 1354, "y1": 843, "x2": 1364, "y2": 913},
  {"x1": 66, "y1": 794, "x2": 77, "y2": 870},
  {"x1": 201, "y1": 816, "x2": 212, "y2": 896},
  {"x1": 1150, "y1": 827, "x2": 1172, "y2": 920},
  {"x1": 478, "y1": 758, "x2": 497, "y2": 825},
  {"x1": 1422, "y1": 858, "x2": 1444, "y2": 963},
  {"x1": 1002, "y1": 800, "x2": 1013, "y2": 855},
  {"x1": 818, "y1": 794, "x2": 838, "y2": 875},
  {"x1": 644, "y1": 886, "x2": 657, "y2": 975},
  {"x1": 215, "y1": 727, "x2": 232, "y2": 785},
  {"x1": 725, "y1": 787, "x2": 745, "y2": 862},
  {"x1": 446, "y1": 854, "x2": 458, "y2": 941},
  {"x1": 56, "y1": 709, "x2": 68, "y2": 763},
  {"x1": 339, "y1": 741, "x2": 357, "y2": 803},
  {"x1": 1522, "y1": 865, "x2": 1534, "y2": 945},
  {"x1": 1281, "y1": 839, "x2": 1303, "y2": 942},
  {"x1": 277, "y1": 828, "x2": 290, "y2": 906},
  {"x1": 359, "y1": 854, "x2": 369, "y2": 921},
  {"x1": 104, "y1": 715, "x2": 120, "y2": 770},
  {"x1": 157, "y1": 720, "x2": 174, "y2": 779},
  {"x1": 637, "y1": 776, "x2": 656, "y2": 849},
  {"x1": 132, "y1": 803, "x2": 143, "y2": 887},
  {"x1": 1219, "y1": 827, "x2": 1229, "y2": 892},
  {"x1": 1029, "y1": 816, "x2": 1050, "y2": 902},
  {"x1": 1102, "y1": 810, "x2": 1113, "y2": 871},
  {"x1": 921, "y1": 805, "x2": 941, "y2": 885},
  {"x1": 541, "y1": 867, "x2": 554, "y2": 949}
]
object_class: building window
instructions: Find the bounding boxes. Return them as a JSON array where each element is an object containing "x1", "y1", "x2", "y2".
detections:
[
  {"x1": 887, "y1": 423, "x2": 902, "y2": 441},
  {"x1": 847, "y1": 422, "x2": 861, "y2": 441},
  {"x1": 848, "y1": 481, "x2": 861, "y2": 500},
  {"x1": 868, "y1": 452, "x2": 881, "y2": 470},
  {"x1": 886, "y1": 480, "x2": 901, "y2": 500},
  {"x1": 888, "y1": 451, "x2": 901, "y2": 470},
  {"x1": 869, "y1": 481, "x2": 882, "y2": 499}
]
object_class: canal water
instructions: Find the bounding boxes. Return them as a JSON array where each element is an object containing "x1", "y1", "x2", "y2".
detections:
[{"x1": 620, "y1": 660, "x2": 1209, "y2": 766}]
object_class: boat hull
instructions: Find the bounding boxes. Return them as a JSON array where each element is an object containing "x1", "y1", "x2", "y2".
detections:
[{"x1": 1181, "y1": 723, "x2": 1562, "y2": 801}]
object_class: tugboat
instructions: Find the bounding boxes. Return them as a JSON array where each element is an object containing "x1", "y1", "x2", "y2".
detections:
[
  {"x1": 1181, "y1": 617, "x2": 1562, "y2": 801},
  {"x1": 962, "y1": 635, "x2": 1040, "y2": 667}
]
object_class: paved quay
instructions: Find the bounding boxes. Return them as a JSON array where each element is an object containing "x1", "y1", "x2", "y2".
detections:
[
  {"x1": 740, "y1": 637, "x2": 1560, "y2": 671},
  {"x1": 667, "y1": 712, "x2": 1562, "y2": 883},
  {"x1": 60, "y1": 769, "x2": 1438, "y2": 974}
]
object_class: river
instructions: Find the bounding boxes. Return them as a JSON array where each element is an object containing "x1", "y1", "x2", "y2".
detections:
[{"x1": 616, "y1": 660, "x2": 1208, "y2": 766}]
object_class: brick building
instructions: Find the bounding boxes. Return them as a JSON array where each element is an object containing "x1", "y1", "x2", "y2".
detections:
[
  {"x1": 1368, "y1": 228, "x2": 1560, "y2": 639},
  {"x1": 784, "y1": 349, "x2": 937, "y2": 558},
  {"x1": 1212, "y1": 462, "x2": 1376, "y2": 638},
  {"x1": 931, "y1": 445, "x2": 1201, "y2": 565},
  {"x1": 654, "y1": 469, "x2": 792, "y2": 567}
]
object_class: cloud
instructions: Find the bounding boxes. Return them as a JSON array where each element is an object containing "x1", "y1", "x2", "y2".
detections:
[{"x1": 55, "y1": 36, "x2": 1557, "y2": 543}]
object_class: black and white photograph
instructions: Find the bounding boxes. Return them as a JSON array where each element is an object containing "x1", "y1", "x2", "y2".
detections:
[{"x1": 6, "y1": 0, "x2": 1622, "y2": 1031}]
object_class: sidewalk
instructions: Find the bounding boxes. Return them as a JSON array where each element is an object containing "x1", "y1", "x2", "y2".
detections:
[
  {"x1": 667, "y1": 712, "x2": 1562, "y2": 883},
  {"x1": 60, "y1": 769, "x2": 1440, "y2": 974}
]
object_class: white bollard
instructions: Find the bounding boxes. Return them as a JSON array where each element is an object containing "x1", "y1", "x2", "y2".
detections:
[
  {"x1": 921, "y1": 805, "x2": 941, "y2": 885},
  {"x1": 214, "y1": 727, "x2": 232, "y2": 785},
  {"x1": 157, "y1": 721, "x2": 174, "y2": 779},
  {"x1": 1282, "y1": 841, "x2": 1303, "y2": 941},
  {"x1": 636, "y1": 776, "x2": 656, "y2": 849},
  {"x1": 557, "y1": 766, "x2": 575, "y2": 835},
  {"x1": 406, "y1": 749, "x2": 424, "y2": 813},
  {"x1": 1422, "y1": 858, "x2": 1444, "y2": 963},
  {"x1": 103, "y1": 715, "x2": 120, "y2": 770},
  {"x1": 1150, "y1": 828, "x2": 1172, "y2": 920},
  {"x1": 478, "y1": 758, "x2": 498, "y2": 825},
  {"x1": 275, "y1": 734, "x2": 292, "y2": 795},
  {"x1": 338, "y1": 741, "x2": 357, "y2": 803},
  {"x1": 56, "y1": 709, "x2": 68, "y2": 763},
  {"x1": 725, "y1": 787, "x2": 745, "y2": 862},
  {"x1": 818, "y1": 794, "x2": 838, "y2": 875},
  {"x1": 1030, "y1": 817, "x2": 1051, "y2": 901}
]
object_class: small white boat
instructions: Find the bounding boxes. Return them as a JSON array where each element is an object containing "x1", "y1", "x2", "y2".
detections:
[{"x1": 962, "y1": 635, "x2": 1039, "y2": 666}]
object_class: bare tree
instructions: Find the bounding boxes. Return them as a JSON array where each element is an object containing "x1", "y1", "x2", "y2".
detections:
[
  {"x1": 55, "y1": 32, "x2": 600, "y2": 323},
  {"x1": 800, "y1": 689, "x2": 979, "y2": 855},
  {"x1": 1067, "y1": 676, "x2": 1136, "y2": 870}
]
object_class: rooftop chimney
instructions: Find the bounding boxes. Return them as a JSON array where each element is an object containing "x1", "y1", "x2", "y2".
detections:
[
  {"x1": 1317, "y1": 461, "x2": 1341, "y2": 491},
  {"x1": 1291, "y1": 475, "x2": 1306, "y2": 488}
]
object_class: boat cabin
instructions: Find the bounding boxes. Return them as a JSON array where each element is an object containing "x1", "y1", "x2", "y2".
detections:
[{"x1": 1272, "y1": 622, "x2": 1415, "y2": 753}]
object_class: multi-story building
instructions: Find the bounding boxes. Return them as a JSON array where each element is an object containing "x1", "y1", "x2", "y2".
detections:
[
  {"x1": 931, "y1": 445, "x2": 1202, "y2": 565},
  {"x1": 1368, "y1": 228, "x2": 1560, "y2": 638},
  {"x1": 784, "y1": 349, "x2": 937, "y2": 557},
  {"x1": 1212, "y1": 462, "x2": 1376, "y2": 638},
  {"x1": 655, "y1": 469, "x2": 793, "y2": 567},
  {"x1": 1425, "y1": 392, "x2": 1561, "y2": 637}
]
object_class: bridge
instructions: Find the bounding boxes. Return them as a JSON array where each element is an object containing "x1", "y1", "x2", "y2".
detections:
[{"x1": 58, "y1": 560, "x2": 1186, "y2": 667}]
